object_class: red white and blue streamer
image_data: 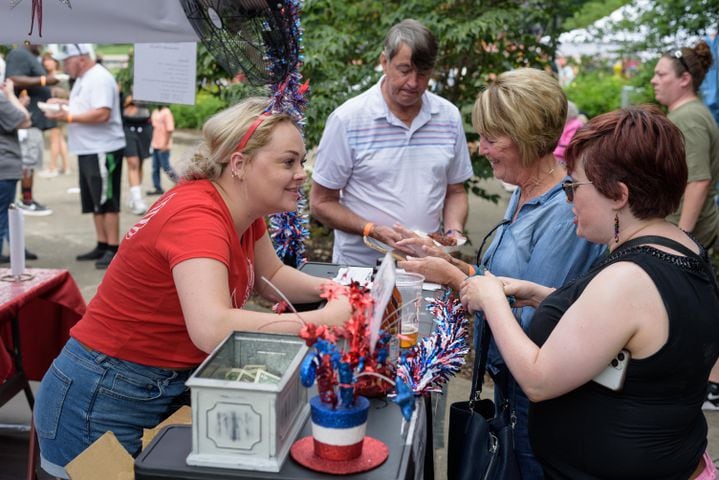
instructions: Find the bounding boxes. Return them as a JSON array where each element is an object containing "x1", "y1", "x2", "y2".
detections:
[
  {"x1": 264, "y1": 0, "x2": 308, "y2": 125},
  {"x1": 267, "y1": 0, "x2": 309, "y2": 267},
  {"x1": 269, "y1": 192, "x2": 309, "y2": 267},
  {"x1": 394, "y1": 290, "x2": 469, "y2": 421}
]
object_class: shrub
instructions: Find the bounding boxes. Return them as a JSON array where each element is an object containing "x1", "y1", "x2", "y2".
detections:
[
  {"x1": 565, "y1": 70, "x2": 627, "y2": 119},
  {"x1": 170, "y1": 92, "x2": 227, "y2": 129}
]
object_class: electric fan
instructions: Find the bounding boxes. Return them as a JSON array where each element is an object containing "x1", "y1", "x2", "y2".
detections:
[
  {"x1": 179, "y1": 0, "x2": 300, "y2": 87},
  {"x1": 181, "y1": 0, "x2": 309, "y2": 268}
]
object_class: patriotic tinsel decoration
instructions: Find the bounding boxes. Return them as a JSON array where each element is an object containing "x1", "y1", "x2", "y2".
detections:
[
  {"x1": 393, "y1": 290, "x2": 469, "y2": 420},
  {"x1": 264, "y1": 0, "x2": 309, "y2": 125},
  {"x1": 299, "y1": 282, "x2": 393, "y2": 408},
  {"x1": 266, "y1": 0, "x2": 310, "y2": 267},
  {"x1": 269, "y1": 192, "x2": 309, "y2": 267}
]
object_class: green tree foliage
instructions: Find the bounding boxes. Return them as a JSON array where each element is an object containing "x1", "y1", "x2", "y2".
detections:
[
  {"x1": 583, "y1": 0, "x2": 719, "y2": 55},
  {"x1": 564, "y1": 70, "x2": 626, "y2": 118},
  {"x1": 170, "y1": 91, "x2": 227, "y2": 129},
  {"x1": 564, "y1": 0, "x2": 631, "y2": 30},
  {"x1": 114, "y1": 1, "x2": 593, "y2": 197},
  {"x1": 300, "y1": 0, "x2": 586, "y2": 198},
  {"x1": 629, "y1": 0, "x2": 719, "y2": 51}
]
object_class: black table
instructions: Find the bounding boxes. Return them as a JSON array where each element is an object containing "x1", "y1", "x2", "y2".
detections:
[{"x1": 134, "y1": 397, "x2": 426, "y2": 480}]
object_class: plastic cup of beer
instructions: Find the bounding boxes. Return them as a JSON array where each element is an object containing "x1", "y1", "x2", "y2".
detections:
[{"x1": 396, "y1": 272, "x2": 425, "y2": 348}]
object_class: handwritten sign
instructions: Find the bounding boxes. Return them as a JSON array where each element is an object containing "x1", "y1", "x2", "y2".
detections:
[
  {"x1": 133, "y1": 42, "x2": 197, "y2": 105},
  {"x1": 369, "y1": 253, "x2": 396, "y2": 352}
]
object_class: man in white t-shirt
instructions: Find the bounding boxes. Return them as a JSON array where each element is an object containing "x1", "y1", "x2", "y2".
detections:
[
  {"x1": 310, "y1": 19, "x2": 473, "y2": 266},
  {"x1": 45, "y1": 44, "x2": 126, "y2": 269}
]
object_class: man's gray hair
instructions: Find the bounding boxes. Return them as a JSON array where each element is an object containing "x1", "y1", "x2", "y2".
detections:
[{"x1": 383, "y1": 19, "x2": 438, "y2": 72}]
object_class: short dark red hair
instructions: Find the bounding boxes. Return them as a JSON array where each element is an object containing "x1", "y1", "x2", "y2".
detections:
[{"x1": 565, "y1": 105, "x2": 687, "y2": 219}]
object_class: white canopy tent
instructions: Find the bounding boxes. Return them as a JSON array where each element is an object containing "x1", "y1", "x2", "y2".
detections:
[
  {"x1": 0, "y1": 0, "x2": 199, "y2": 44},
  {"x1": 556, "y1": 0, "x2": 650, "y2": 58},
  {"x1": 554, "y1": 0, "x2": 708, "y2": 60}
]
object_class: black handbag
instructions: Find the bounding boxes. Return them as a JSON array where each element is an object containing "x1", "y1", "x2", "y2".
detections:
[{"x1": 447, "y1": 318, "x2": 521, "y2": 480}]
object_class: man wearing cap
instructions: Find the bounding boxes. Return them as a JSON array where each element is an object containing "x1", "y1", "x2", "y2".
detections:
[
  {"x1": 45, "y1": 44, "x2": 125, "y2": 269},
  {"x1": 5, "y1": 43, "x2": 57, "y2": 219}
]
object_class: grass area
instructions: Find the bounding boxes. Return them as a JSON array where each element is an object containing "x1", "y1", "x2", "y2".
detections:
[{"x1": 95, "y1": 44, "x2": 132, "y2": 56}]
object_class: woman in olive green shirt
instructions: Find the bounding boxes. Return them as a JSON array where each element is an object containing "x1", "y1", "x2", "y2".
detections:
[{"x1": 652, "y1": 40, "x2": 719, "y2": 249}]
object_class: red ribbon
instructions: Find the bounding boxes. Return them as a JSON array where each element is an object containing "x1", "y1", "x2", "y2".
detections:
[{"x1": 28, "y1": 0, "x2": 43, "y2": 36}]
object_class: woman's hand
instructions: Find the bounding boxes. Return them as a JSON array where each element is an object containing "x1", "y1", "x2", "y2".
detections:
[
  {"x1": 498, "y1": 277, "x2": 554, "y2": 308},
  {"x1": 321, "y1": 294, "x2": 352, "y2": 327},
  {"x1": 459, "y1": 271, "x2": 508, "y2": 313}
]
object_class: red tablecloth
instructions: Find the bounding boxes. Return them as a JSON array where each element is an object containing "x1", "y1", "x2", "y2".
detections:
[{"x1": 0, "y1": 268, "x2": 86, "y2": 382}]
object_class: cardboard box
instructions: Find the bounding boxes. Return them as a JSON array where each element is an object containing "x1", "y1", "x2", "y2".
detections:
[{"x1": 65, "y1": 406, "x2": 191, "y2": 480}]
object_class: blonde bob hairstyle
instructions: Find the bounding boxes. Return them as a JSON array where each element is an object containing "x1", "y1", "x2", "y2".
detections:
[
  {"x1": 182, "y1": 97, "x2": 296, "y2": 181},
  {"x1": 472, "y1": 68, "x2": 567, "y2": 167}
]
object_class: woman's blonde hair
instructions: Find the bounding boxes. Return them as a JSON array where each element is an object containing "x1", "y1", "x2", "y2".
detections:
[
  {"x1": 182, "y1": 97, "x2": 296, "y2": 181},
  {"x1": 472, "y1": 68, "x2": 567, "y2": 166}
]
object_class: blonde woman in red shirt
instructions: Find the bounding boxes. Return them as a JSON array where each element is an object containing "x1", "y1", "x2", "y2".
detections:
[{"x1": 34, "y1": 97, "x2": 352, "y2": 479}]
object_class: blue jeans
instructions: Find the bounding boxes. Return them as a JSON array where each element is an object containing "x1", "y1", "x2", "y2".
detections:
[
  {"x1": 0, "y1": 179, "x2": 18, "y2": 253},
  {"x1": 35, "y1": 338, "x2": 192, "y2": 478},
  {"x1": 151, "y1": 149, "x2": 177, "y2": 191}
]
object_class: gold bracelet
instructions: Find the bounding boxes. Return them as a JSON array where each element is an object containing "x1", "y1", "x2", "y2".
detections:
[{"x1": 40, "y1": 75, "x2": 46, "y2": 87}]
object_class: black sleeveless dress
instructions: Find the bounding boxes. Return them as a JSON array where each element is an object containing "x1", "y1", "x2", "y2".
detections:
[{"x1": 527, "y1": 236, "x2": 719, "y2": 479}]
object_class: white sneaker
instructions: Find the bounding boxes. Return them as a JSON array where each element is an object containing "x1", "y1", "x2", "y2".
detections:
[
  {"x1": 130, "y1": 199, "x2": 148, "y2": 216},
  {"x1": 38, "y1": 169, "x2": 59, "y2": 178},
  {"x1": 17, "y1": 200, "x2": 53, "y2": 216},
  {"x1": 703, "y1": 382, "x2": 719, "y2": 410}
]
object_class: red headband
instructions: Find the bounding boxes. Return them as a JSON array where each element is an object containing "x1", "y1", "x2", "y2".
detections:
[{"x1": 235, "y1": 112, "x2": 271, "y2": 152}]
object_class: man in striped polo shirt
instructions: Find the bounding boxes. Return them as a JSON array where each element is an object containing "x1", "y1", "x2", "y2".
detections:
[{"x1": 311, "y1": 19, "x2": 473, "y2": 266}]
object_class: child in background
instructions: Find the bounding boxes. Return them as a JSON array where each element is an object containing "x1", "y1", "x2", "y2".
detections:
[{"x1": 148, "y1": 105, "x2": 179, "y2": 195}]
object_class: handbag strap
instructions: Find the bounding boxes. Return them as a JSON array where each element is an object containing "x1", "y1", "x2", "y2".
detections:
[{"x1": 468, "y1": 317, "x2": 492, "y2": 406}]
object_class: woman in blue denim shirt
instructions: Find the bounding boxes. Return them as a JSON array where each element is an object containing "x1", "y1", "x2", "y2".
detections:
[{"x1": 399, "y1": 68, "x2": 605, "y2": 478}]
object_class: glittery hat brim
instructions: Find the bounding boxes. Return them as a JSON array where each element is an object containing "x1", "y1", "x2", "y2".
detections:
[{"x1": 290, "y1": 435, "x2": 388, "y2": 475}]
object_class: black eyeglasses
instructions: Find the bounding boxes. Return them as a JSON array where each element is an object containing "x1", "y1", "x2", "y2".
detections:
[
  {"x1": 673, "y1": 49, "x2": 690, "y2": 73},
  {"x1": 475, "y1": 218, "x2": 511, "y2": 267},
  {"x1": 561, "y1": 179, "x2": 593, "y2": 202}
]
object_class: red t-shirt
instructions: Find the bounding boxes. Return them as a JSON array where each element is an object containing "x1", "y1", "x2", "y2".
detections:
[{"x1": 71, "y1": 180, "x2": 267, "y2": 368}]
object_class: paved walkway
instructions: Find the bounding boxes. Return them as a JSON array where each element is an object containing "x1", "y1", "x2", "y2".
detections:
[{"x1": 0, "y1": 129, "x2": 717, "y2": 479}]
